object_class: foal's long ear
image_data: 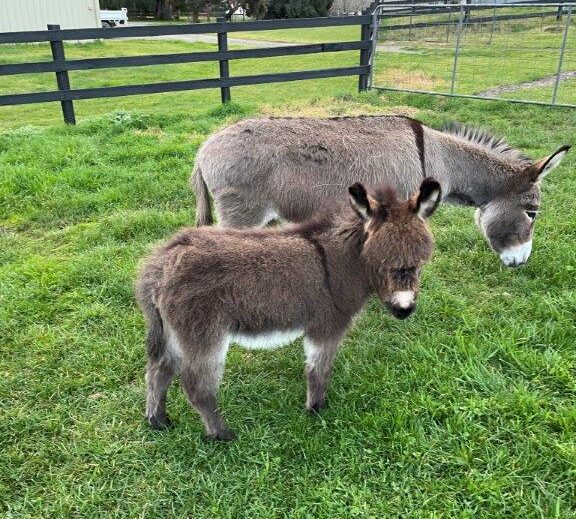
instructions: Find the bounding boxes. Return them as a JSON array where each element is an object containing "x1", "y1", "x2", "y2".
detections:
[
  {"x1": 349, "y1": 182, "x2": 373, "y2": 219},
  {"x1": 531, "y1": 145, "x2": 571, "y2": 183},
  {"x1": 414, "y1": 178, "x2": 441, "y2": 219}
]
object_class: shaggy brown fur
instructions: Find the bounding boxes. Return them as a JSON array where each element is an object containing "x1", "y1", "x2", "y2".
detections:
[{"x1": 136, "y1": 179, "x2": 441, "y2": 440}]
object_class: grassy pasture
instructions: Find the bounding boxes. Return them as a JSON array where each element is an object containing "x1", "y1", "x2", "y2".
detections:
[{"x1": 1, "y1": 33, "x2": 576, "y2": 518}]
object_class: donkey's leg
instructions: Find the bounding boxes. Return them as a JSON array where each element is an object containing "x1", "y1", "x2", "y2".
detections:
[
  {"x1": 146, "y1": 356, "x2": 178, "y2": 429},
  {"x1": 145, "y1": 315, "x2": 181, "y2": 429},
  {"x1": 214, "y1": 188, "x2": 273, "y2": 228},
  {"x1": 304, "y1": 336, "x2": 342, "y2": 413},
  {"x1": 180, "y1": 338, "x2": 235, "y2": 441}
]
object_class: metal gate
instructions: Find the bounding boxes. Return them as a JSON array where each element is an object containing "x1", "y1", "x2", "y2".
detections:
[{"x1": 371, "y1": 2, "x2": 576, "y2": 107}]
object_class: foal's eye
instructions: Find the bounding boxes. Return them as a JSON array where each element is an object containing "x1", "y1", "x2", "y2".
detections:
[{"x1": 526, "y1": 211, "x2": 538, "y2": 221}]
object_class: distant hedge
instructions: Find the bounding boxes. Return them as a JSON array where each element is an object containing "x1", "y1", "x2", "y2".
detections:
[{"x1": 266, "y1": 0, "x2": 334, "y2": 18}]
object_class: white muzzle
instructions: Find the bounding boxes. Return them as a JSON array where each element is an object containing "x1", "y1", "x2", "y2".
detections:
[
  {"x1": 391, "y1": 290, "x2": 415, "y2": 309},
  {"x1": 500, "y1": 240, "x2": 532, "y2": 267}
]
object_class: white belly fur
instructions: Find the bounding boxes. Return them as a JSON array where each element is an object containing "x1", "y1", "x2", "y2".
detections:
[{"x1": 229, "y1": 329, "x2": 303, "y2": 350}]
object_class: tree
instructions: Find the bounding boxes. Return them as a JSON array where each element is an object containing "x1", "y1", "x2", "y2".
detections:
[
  {"x1": 187, "y1": 0, "x2": 224, "y2": 22},
  {"x1": 266, "y1": 0, "x2": 333, "y2": 18},
  {"x1": 244, "y1": 0, "x2": 268, "y2": 19},
  {"x1": 155, "y1": 0, "x2": 170, "y2": 19},
  {"x1": 223, "y1": 0, "x2": 242, "y2": 19}
]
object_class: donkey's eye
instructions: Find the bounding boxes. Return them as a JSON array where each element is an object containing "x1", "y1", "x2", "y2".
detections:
[{"x1": 526, "y1": 211, "x2": 538, "y2": 220}]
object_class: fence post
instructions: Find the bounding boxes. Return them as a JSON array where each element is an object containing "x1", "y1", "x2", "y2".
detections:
[
  {"x1": 450, "y1": 6, "x2": 465, "y2": 95},
  {"x1": 445, "y1": 8, "x2": 453, "y2": 43},
  {"x1": 47, "y1": 24, "x2": 75, "y2": 125},
  {"x1": 488, "y1": 7, "x2": 497, "y2": 45},
  {"x1": 367, "y1": 7, "x2": 380, "y2": 89},
  {"x1": 358, "y1": 11, "x2": 374, "y2": 92},
  {"x1": 408, "y1": 3, "x2": 415, "y2": 41},
  {"x1": 552, "y1": 5, "x2": 572, "y2": 104},
  {"x1": 216, "y1": 17, "x2": 231, "y2": 103}
]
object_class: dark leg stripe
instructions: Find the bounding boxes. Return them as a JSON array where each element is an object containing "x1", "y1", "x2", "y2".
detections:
[{"x1": 408, "y1": 118, "x2": 426, "y2": 178}]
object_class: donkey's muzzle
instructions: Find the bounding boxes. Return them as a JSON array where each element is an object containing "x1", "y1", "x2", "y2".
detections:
[
  {"x1": 499, "y1": 240, "x2": 532, "y2": 268},
  {"x1": 387, "y1": 290, "x2": 416, "y2": 319},
  {"x1": 387, "y1": 304, "x2": 416, "y2": 320}
]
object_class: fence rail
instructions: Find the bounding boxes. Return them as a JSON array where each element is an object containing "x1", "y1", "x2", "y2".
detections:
[
  {"x1": 0, "y1": 16, "x2": 371, "y2": 44},
  {"x1": 0, "y1": 15, "x2": 374, "y2": 124}
]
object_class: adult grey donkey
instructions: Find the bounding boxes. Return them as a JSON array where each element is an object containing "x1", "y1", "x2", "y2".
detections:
[{"x1": 192, "y1": 115, "x2": 570, "y2": 267}]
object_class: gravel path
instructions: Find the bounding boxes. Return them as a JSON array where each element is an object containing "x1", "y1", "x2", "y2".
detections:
[
  {"x1": 130, "y1": 32, "x2": 299, "y2": 47},
  {"x1": 478, "y1": 70, "x2": 576, "y2": 97},
  {"x1": 125, "y1": 22, "x2": 296, "y2": 47}
]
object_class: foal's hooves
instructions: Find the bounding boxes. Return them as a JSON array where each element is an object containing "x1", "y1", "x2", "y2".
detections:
[
  {"x1": 147, "y1": 415, "x2": 173, "y2": 430},
  {"x1": 306, "y1": 399, "x2": 327, "y2": 414},
  {"x1": 204, "y1": 428, "x2": 237, "y2": 442}
]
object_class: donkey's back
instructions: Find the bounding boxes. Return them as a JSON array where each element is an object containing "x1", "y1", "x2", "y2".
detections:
[{"x1": 192, "y1": 115, "x2": 425, "y2": 227}]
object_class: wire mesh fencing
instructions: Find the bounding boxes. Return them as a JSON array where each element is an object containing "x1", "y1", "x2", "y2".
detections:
[{"x1": 371, "y1": 2, "x2": 576, "y2": 107}]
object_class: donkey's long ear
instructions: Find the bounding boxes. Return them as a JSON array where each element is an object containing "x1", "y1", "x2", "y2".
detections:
[
  {"x1": 349, "y1": 182, "x2": 373, "y2": 219},
  {"x1": 531, "y1": 145, "x2": 571, "y2": 183},
  {"x1": 415, "y1": 178, "x2": 441, "y2": 219}
]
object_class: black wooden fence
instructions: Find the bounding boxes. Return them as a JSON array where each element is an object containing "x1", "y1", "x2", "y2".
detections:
[
  {"x1": 0, "y1": 16, "x2": 375, "y2": 125},
  {"x1": 376, "y1": 0, "x2": 572, "y2": 27}
]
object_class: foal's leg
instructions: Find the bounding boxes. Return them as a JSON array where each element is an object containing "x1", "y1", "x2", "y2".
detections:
[
  {"x1": 146, "y1": 357, "x2": 178, "y2": 429},
  {"x1": 145, "y1": 321, "x2": 181, "y2": 429},
  {"x1": 304, "y1": 336, "x2": 342, "y2": 413},
  {"x1": 180, "y1": 337, "x2": 235, "y2": 441}
]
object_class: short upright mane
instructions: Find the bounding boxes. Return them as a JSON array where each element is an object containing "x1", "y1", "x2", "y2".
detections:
[{"x1": 443, "y1": 122, "x2": 531, "y2": 164}]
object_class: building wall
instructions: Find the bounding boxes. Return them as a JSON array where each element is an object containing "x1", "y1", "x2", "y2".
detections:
[{"x1": 0, "y1": 0, "x2": 101, "y2": 33}]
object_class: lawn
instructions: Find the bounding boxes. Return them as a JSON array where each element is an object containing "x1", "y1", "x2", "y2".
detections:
[
  {"x1": 232, "y1": 25, "x2": 361, "y2": 43},
  {"x1": 1, "y1": 33, "x2": 576, "y2": 518}
]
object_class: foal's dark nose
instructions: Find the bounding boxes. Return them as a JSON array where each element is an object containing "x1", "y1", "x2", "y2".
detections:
[
  {"x1": 387, "y1": 290, "x2": 416, "y2": 319},
  {"x1": 387, "y1": 304, "x2": 416, "y2": 320}
]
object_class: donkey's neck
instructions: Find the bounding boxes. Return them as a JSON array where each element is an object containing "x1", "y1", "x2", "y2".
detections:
[
  {"x1": 297, "y1": 214, "x2": 372, "y2": 315},
  {"x1": 428, "y1": 133, "x2": 525, "y2": 208}
]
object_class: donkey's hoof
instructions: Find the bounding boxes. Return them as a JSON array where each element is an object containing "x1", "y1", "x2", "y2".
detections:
[
  {"x1": 147, "y1": 415, "x2": 172, "y2": 430},
  {"x1": 204, "y1": 428, "x2": 237, "y2": 442}
]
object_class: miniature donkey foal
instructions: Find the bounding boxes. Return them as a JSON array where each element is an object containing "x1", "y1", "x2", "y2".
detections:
[{"x1": 136, "y1": 178, "x2": 441, "y2": 440}]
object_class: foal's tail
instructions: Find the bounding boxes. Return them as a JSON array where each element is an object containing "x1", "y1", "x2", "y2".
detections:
[
  {"x1": 146, "y1": 305, "x2": 166, "y2": 363},
  {"x1": 192, "y1": 163, "x2": 213, "y2": 226}
]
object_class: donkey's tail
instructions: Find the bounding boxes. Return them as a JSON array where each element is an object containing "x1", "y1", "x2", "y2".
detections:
[
  {"x1": 146, "y1": 305, "x2": 166, "y2": 362},
  {"x1": 192, "y1": 163, "x2": 213, "y2": 226}
]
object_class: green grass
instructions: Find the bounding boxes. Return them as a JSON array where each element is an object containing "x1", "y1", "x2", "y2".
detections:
[
  {"x1": 233, "y1": 25, "x2": 361, "y2": 43},
  {"x1": 1, "y1": 34, "x2": 576, "y2": 518}
]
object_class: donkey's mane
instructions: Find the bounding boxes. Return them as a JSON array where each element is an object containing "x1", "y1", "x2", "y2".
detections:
[{"x1": 442, "y1": 122, "x2": 531, "y2": 165}]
